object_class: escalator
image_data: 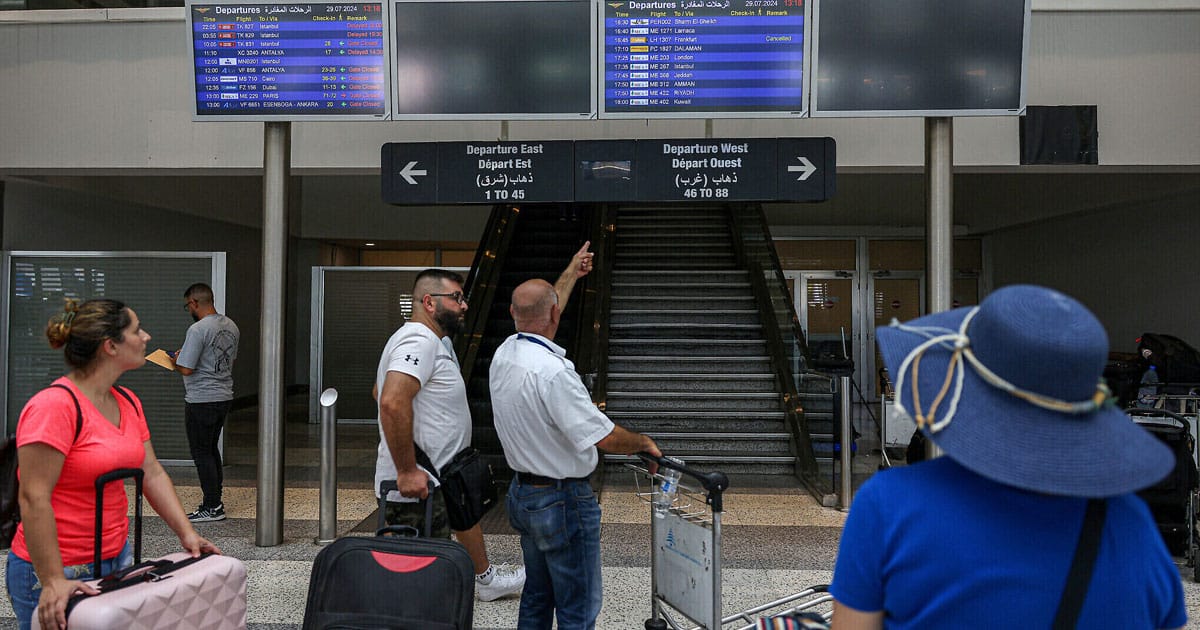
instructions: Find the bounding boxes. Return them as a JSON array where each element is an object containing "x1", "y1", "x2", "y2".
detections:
[
  {"x1": 456, "y1": 204, "x2": 601, "y2": 472},
  {"x1": 458, "y1": 203, "x2": 836, "y2": 502}
]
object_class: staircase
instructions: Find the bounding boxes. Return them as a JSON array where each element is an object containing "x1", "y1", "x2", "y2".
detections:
[{"x1": 601, "y1": 207, "x2": 796, "y2": 474}]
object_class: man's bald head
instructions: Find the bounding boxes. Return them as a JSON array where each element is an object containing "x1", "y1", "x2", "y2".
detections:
[{"x1": 510, "y1": 279, "x2": 558, "y2": 333}]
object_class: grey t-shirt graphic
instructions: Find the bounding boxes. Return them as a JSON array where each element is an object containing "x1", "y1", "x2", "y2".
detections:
[{"x1": 177, "y1": 314, "x2": 240, "y2": 403}]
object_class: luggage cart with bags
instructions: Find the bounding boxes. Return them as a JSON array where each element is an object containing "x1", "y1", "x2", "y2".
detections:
[
  {"x1": 630, "y1": 453, "x2": 834, "y2": 630},
  {"x1": 1127, "y1": 408, "x2": 1200, "y2": 582}
]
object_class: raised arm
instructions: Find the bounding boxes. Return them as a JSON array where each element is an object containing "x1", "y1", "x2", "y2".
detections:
[{"x1": 554, "y1": 241, "x2": 594, "y2": 313}]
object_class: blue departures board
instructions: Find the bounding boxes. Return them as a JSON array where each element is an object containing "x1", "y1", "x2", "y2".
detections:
[
  {"x1": 602, "y1": 0, "x2": 806, "y2": 116},
  {"x1": 191, "y1": 2, "x2": 387, "y2": 118}
]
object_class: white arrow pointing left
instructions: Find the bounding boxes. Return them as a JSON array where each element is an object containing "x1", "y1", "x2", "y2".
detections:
[
  {"x1": 398, "y1": 161, "x2": 427, "y2": 185},
  {"x1": 787, "y1": 156, "x2": 816, "y2": 181}
]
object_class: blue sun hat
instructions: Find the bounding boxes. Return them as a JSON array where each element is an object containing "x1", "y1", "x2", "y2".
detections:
[{"x1": 876, "y1": 284, "x2": 1173, "y2": 497}]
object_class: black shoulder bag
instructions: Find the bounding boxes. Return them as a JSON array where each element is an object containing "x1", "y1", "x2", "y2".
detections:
[{"x1": 438, "y1": 448, "x2": 497, "y2": 531}]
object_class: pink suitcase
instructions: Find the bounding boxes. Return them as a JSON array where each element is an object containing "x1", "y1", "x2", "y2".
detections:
[{"x1": 33, "y1": 468, "x2": 247, "y2": 629}]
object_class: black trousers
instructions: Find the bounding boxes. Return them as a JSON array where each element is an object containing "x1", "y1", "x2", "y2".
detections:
[{"x1": 185, "y1": 400, "x2": 232, "y2": 509}]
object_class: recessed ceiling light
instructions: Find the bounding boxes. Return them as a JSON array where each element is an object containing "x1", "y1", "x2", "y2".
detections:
[{"x1": 364, "y1": 242, "x2": 376, "y2": 247}]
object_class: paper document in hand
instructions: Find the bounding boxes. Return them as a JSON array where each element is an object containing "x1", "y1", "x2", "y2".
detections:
[{"x1": 145, "y1": 349, "x2": 177, "y2": 371}]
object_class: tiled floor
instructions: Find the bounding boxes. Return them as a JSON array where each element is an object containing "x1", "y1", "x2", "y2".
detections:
[{"x1": 1, "y1": 398, "x2": 1198, "y2": 629}]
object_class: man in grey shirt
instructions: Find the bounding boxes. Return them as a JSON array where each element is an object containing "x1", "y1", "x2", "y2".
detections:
[{"x1": 172, "y1": 282, "x2": 240, "y2": 523}]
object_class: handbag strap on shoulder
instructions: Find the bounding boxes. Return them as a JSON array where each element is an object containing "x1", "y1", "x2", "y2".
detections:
[{"x1": 1052, "y1": 498, "x2": 1107, "y2": 630}]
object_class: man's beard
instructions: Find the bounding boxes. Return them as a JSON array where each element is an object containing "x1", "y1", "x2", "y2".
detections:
[
  {"x1": 435, "y1": 304, "x2": 465, "y2": 337},
  {"x1": 190, "y1": 312, "x2": 200, "y2": 323}
]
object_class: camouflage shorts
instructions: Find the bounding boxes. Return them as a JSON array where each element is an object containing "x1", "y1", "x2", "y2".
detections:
[{"x1": 383, "y1": 488, "x2": 451, "y2": 539}]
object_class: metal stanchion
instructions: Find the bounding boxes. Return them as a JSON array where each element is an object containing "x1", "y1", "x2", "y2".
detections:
[
  {"x1": 839, "y1": 376, "x2": 853, "y2": 510},
  {"x1": 315, "y1": 387, "x2": 338, "y2": 545}
]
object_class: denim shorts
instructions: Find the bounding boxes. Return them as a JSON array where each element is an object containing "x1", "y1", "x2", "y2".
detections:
[{"x1": 6, "y1": 540, "x2": 133, "y2": 630}]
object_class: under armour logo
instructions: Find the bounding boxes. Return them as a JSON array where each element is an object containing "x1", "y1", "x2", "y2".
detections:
[{"x1": 404, "y1": 354, "x2": 419, "y2": 365}]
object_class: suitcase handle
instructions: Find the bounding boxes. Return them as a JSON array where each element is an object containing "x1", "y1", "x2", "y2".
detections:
[
  {"x1": 378, "y1": 479, "x2": 436, "y2": 537},
  {"x1": 94, "y1": 552, "x2": 215, "y2": 592},
  {"x1": 97, "y1": 558, "x2": 171, "y2": 587},
  {"x1": 93, "y1": 468, "x2": 144, "y2": 577}
]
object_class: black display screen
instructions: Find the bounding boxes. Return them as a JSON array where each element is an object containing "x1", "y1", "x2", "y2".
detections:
[
  {"x1": 813, "y1": 0, "x2": 1028, "y2": 115},
  {"x1": 190, "y1": 2, "x2": 389, "y2": 118},
  {"x1": 391, "y1": 0, "x2": 593, "y2": 117},
  {"x1": 602, "y1": 0, "x2": 806, "y2": 116}
]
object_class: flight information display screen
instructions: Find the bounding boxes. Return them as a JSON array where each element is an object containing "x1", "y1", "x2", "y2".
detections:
[
  {"x1": 600, "y1": 0, "x2": 807, "y2": 118},
  {"x1": 189, "y1": 1, "x2": 389, "y2": 120},
  {"x1": 390, "y1": 0, "x2": 594, "y2": 119}
]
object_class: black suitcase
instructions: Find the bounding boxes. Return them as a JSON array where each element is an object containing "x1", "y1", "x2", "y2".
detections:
[
  {"x1": 301, "y1": 481, "x2": 475, "y2": 630},
  {"x1": 1128, "y1": 408, "x2": 1199, "y2": 555}
]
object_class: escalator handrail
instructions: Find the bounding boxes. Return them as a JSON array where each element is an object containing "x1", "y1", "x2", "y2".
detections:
[{"x1": 456, "y1": 205, "x2": 520, "y2": 387}]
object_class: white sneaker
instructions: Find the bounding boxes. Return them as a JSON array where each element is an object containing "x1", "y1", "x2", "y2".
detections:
[{"x1": 476, "y1": 564, "x2": 525, "y2": 602}]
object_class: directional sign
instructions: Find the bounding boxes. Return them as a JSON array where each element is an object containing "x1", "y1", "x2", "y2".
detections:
[
  {"x1": 777, "y1": 137, "x2": 836, "y2": 202},
  {"x1": 637, "y1": 138, "x2": 779, "y2": 202},
  {"x1": 383, "y1": 137, "x2": 835, "y2": 205},
  {"x1": 437, "y1": 141, "x2": 574, "y2": 204},
  {"x1": 381, "y1": 143, "x2": 437, "y2": 205}
]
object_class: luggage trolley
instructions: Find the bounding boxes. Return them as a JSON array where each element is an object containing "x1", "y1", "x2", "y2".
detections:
[
  {"x1": 1127, "y1": 408, "x2": 1200, "y2": 582},
  {"x1": 631, "y1": 453, "x2": 834, "y2": 630}
]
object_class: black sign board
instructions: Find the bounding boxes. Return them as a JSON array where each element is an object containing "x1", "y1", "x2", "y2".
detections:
[
  {"x1": 438, "y1": 142, "x2": 575, "y2": 204},
  {"x1": 382, "y1": 141, "x2": 574, "y2": 204},
  {"x1": 384, "y1": 137, "x2": 835, "y2": 204},
  {"x1": 636, "y1": 138, "x2": 778, "y2": 202}
]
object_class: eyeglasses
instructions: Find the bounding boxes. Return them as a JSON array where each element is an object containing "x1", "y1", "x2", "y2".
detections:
[
  {"x1": 183, "y1": 299, "x2": 195, "y2": 310},
  {"x1": 427, "y1": 292, "x2": 467, "y2": 305}
]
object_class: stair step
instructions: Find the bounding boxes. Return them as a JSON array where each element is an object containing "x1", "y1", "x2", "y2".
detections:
[
  {"x1": 608, "y1": 323, "x2": 763, "y2": 339},
  {"x1": 606, "y1": 373, "x2": 776, "y2": 392},
  {"x1": 619, "y1": 231, "x2": 729, "y2": 239},
  {"x1": 610, "y1": 310, "x2": 760, "y2": 325},
  {"x1": 608, "y1": 400, "x2": 779, "y2": 413},
  {"x1": 607, "y1": 410, "x2": 786, "y2": 421},
  {"x1": 611, "y1": 283, "x2": 749, "y2": 298},
  {"x1": 609, "y1": 339, "x2": 767, "y2": 356},
  {"x1": 645, "y1": 432, "x2": 792, "y2": 455},
  {"x1": 610, "y1": 296, "x2": 752, "y2": 308},
  {"x1": 607, "y1": 356, "x2": 774, "y2": 373}
]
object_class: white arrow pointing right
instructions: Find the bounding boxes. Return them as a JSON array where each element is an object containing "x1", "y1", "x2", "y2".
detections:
[
  {"x1": 398, "y1": 161, "x2": 427, "y2": 185},
  {"x1": 787, "y1": 156, "x2": 816, "y2": 181}
]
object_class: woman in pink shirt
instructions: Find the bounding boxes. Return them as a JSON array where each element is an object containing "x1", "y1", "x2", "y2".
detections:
[{"x1": 5, "y1": 299, "x2": 220, "y2": 630}]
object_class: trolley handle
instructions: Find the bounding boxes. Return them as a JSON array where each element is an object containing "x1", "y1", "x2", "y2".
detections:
[{"x1": 637, "y1": 452, "x2": 730, "y2": 512}]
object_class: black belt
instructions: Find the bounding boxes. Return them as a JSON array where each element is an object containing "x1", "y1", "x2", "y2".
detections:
[{"x1": 514, "y1": 471, "x2": 589, "y2": 486}]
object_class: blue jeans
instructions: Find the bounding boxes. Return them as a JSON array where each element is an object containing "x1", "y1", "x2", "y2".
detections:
[
  {"x1": 6, "y1": 540, "x2": 133, "y2": 630},
  {"x1": 507, "y1": 477, "x2": 602, "y2": 630}
]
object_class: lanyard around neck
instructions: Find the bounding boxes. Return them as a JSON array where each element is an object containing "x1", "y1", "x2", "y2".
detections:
[{"x1": 517, "y1": 333, "x2": 555, "y2": 353}]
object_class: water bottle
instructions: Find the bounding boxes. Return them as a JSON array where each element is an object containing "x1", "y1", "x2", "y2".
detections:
[
  {"x1": 1137, "y1": 364, "x2": 1159, "y2": 408},
  {"x1": 653, "y1": 457, "x2": 684, "y2": 518}
]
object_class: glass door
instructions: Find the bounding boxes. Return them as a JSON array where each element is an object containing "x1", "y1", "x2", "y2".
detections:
[
  {"x1": 793, "y1": 272, "x2": 861, "y2": 387},
  {"x1": 867, "y1": 273, "x2": 924, "y2": 401}
]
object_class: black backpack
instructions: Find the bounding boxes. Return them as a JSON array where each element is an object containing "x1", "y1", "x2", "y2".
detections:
[{"x1": 0, "y1": 384, "x2": 136, "y2": 549}]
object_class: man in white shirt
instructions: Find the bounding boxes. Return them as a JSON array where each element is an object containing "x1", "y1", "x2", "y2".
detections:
[
  {"x1": 490, "y1": 244, "x2": 661, "y2": 629},
  {"x1": 374, "y1": 268, "x2": 523, "y2": 601}
]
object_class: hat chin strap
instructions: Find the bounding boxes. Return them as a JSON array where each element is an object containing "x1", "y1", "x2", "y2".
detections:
[{"x1": 891, "y1": 308, "x2": 1111, "y2": 434}]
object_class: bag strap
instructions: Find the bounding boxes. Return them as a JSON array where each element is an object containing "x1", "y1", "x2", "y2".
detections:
[
  {"x1": 48, "y1": 384, "x2": 84, "y2": 444},
  {"x1": 112, "y1": 385, "x2": 141, "y2": 418},
  {"x1": 1052, "y1": 498, "x2": 1107, "y2": 630},
  {"x1": 413, "y1": 443, "x2": 439, "y2": 480}
]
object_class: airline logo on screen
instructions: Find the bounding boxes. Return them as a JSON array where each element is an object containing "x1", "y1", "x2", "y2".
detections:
[{"x1": 192, "y1": 2, "x2": 387, "y2": 118}]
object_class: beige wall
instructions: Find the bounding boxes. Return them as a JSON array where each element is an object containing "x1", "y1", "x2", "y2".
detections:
[{"x1": 1, "y1": 7, "x2": 1197, "y2": 172}]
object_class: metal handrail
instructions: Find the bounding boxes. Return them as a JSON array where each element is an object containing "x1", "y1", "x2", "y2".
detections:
[
  {"x1": 456, "y1": 204, "x2": 520, "y2": 386},
  {"x1": 726, "y1": 204, "x2": 834, "y2": 504}
]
